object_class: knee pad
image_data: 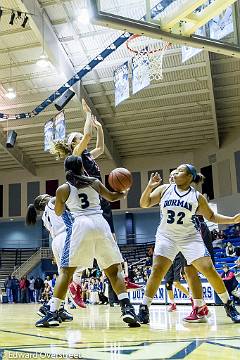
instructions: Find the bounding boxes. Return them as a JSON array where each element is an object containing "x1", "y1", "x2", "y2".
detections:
[{"x1": 166, "y1": 282, "x2": 173, "y2": 291}]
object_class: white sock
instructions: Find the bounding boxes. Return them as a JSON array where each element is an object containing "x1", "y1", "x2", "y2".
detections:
[
  {"x1": 218, "y1": 291, "x2": 230, "y2": 304},
  {"x1": 170, "y1": 299, "x2": 175, "y2": 304},
  {"x1": 117, "y1": 292, "x2": 128, "y2": 301},
  {"x1": 50, "y1": 297, "x2": 62, "y2": 312},
  {"x1": 193, "y1": 299, "x2": 205, "y2": 307},
  {"x1": 73, "y1": 272, "x2": 82, "y2": 286},
  {"x1": 142, "y1": 295, "x2": 152, "y2": 307}
]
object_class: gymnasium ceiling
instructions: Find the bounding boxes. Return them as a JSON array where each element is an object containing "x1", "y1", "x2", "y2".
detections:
[{"x1": 0, "y1": 0, "x2": 240, "y2": 175}]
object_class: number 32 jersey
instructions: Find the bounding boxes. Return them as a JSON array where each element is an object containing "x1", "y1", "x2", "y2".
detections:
[
  {"x1": 158, "y1": 184, "x2": 201, "y2": 239},
  {"x1": 65, "y1": 182, "x2": 103, "y2": 217}
]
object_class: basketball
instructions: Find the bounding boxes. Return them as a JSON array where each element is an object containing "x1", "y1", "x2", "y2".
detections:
[{"x1": 108, "y1": 168, "x2": 133, "y2": 192}]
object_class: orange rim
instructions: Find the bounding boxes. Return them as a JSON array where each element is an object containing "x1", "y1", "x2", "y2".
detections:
[{"x1": 126, "y1": 34, "x2": 171, "y2": 54}]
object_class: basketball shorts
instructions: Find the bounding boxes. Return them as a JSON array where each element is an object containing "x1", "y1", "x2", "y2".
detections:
[
  {"x1": 165, "y1": 252, "x2": 185, "y2": 283},
  {"x1": 154, "y1": 230, "x2": 210, "y2": 265},
  {"x1": 100, "y1": 198, "x2": 115, "y2": 233},
  {"x1": 52, "y1": 213, "x2": 123, "y2": 270}
]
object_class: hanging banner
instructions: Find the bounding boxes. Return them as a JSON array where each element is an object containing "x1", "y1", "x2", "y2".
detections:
[
  {"x1": 209, "y1": 6, "x2": 233, "y2": 40},
  {"x1": 54, "y1": 111, "x2": 66, "y2": 141},
  {"x1": 182, "y1": 26, "x2": 205, "y2": 63},
  {"x1": 114, "y1": 61, "x2": 129, "y2": 106},
  {"x1": 129, "y1": 280, "x2": 215, "y2": 304},
  {"x1": 44, "y1": 119, "x2": 54, "y2": 152},
  {"x1": 132, "y1": 53, "x2": 150, "y2": 94}
]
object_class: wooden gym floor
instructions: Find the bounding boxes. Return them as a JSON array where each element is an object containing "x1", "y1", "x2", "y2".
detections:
[{"x1": 0, "y1": 303, "x2": 240, "y2": 359}]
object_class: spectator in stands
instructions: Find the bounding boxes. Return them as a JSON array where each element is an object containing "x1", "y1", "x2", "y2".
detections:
[
  {"x1": 221, "y1": 265, "x2": 240, "y2": 299},
  {"x1": 41, "y1": 282, "x2": 52, "y2": 302},
  {"x1": 219, "y1": 230, "x2": 227, "y2": 240},
  {"x1": 81, "y1": 279, "x2": 90, "y2": 304},
  {"x1": 146, "y1": 246, "x2": 154, "y2": 257},
  {"x1": 11, "y1": 275, "x2": 19, "y2": 303},
  {"x1": 4, "y1": 275, "x2": 13, "y2": 304},
  {"x1": 98, "y1": 275, "x2": 108, "y2": 305},
  {"x1": 28, "y1": 276, "x2": 35, "y2": 302},
  {"x1": 234, "y1": 225, "x2": 240, "y2": 237},
  {"x1": 89, "y1": 278, "x2": 100, "y2": 304},
  {"x1": 226, "y1": 242, "x2": 236, "y2": 257},
  {"x1": 51, "y1": 274, "x2": 57, "y2": 288},
  {"x1": 44, "y1": 275, "x2": 52, "y2": 288},
  {"x1": 34, "y1": 277, "x2": 44, "y2": 303},
  {"x1": 145, "y1": 256, "x2": 152, "y2": 267},
  {"x1": 20, "y1": 276, "x2": 28, "y2": 303}
]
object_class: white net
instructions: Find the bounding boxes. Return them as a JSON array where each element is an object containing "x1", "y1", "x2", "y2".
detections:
[{"x1": 126, "y1": 35, "x2": 170, "y2": 81}]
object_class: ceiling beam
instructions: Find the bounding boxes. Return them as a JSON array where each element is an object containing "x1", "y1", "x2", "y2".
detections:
[
  {"x1": 0, "y1": 43, "x2": 40, "y2": 54},
  {"x1": 82, "y1": 62, "x2": 207, "y2": 85},
  {"x1": 0, "y1": 131, "x2": 36, "y2": 175},
  {"x1": 93, "y1": 89, "x2": 210, "y2": 109},
  {"x1": 109, "y1": 119, "x2": 212, "y2": 136},
  {"x1": 17, "y1": 0, "x2": 121, "y2": 167},
  {"x1": 87, "y1": 76, "x2": 209, "y2": 98},
  {"x1": 203, "y1": 53, "x2": 219, "y2": 147}
]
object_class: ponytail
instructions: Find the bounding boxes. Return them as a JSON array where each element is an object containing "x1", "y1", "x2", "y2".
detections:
[
  {"x1": 49, "y1": 140, "x2": 71, "y2": 160},
  {"x1": 192, "y1": 173, "x2": 205, "y2": 185},
  {"x1": 26, "y1": 204, "x2": 37, "y2": 226},
  {"x1": 66, "y1": 170, "x2": 96, "y2": 189}
]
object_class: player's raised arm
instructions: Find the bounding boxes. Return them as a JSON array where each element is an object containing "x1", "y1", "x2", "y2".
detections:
[
  {"x1": 92, "y1": 179, "x2": 127, "y2": 202},
  {"x1": 198, "y1": 194, "x2": 240, "y2": 224},
  {"x1": 72, "y1": 99, "x2": 93, "y2": 156},
  {"x1": 140, "y1": 172, "x2": 165, "y2": 208},
  {"x1": 90, "y1": 116, "x2": 104, "y2": 159}
]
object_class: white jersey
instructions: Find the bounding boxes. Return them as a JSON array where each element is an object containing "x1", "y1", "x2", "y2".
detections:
[
  {"x1": 42, "y1": 200, "x2": 66, "y2": 239},
  {"x1": 157, "y1": 184, "x2": 201, "y2": 239},
  {"x1": 66, "y1": 182, "x2": 102, "y2": 217}
]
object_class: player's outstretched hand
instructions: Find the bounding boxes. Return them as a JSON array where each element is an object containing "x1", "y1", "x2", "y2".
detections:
[
  {"x1": 120, "y1": 189, "x2": 129, "y2": 198},
  {"x1": 233, "y1": 213, "x2": 240, "y2": 224},
  {"x1": 82, "y1": 98, "x2": 91, "y2": 113},
  {"x1": 91, "y1": 115, "x2": 102, "y2": 129},
  {"x1": 148, "y1": 172, "x2": 162, "y2": 189}
]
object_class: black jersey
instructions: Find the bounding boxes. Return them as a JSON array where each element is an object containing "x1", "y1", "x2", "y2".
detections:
[
  {"x1": 81, "y1": 149, "x2": 115, "y2": 232},
  {"x1": 82, "y1": 149, "x2": 102, "y2": 181}
]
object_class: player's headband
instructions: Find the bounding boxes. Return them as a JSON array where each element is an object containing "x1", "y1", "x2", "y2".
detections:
[
  {"x1": 67, "y1": 132, "x2": 83, "y2": 147},
  {"x1": 185, "y1": 164, "x2": 197, "y2": 181}
]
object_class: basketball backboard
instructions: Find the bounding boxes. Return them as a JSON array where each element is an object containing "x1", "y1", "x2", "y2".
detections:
[{"x1": 90, "y1": 0, "x2": 240, "y2": 58}]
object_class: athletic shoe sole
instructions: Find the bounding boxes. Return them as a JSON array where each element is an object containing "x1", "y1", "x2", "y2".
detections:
[
  {"x1": 35, "y1": 320, "x2": 59, "y2": 327},
  {"x1": 183, "y1": 316, "x2": 208, "y2": 323},
  {"x1": 126, "y1": 285, "x2": 144, "y2": 292},
  {"x1": 122, "y1": 314, "x2": 141, "y2": 327}
]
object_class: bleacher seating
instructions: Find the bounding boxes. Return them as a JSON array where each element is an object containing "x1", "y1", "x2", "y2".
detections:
[
  {"x1": 213, "y1": 237, "x2": 240, "y2": 273},
  {"x1": 0, "y1": 248, "x2": 38, "y2": 289},
  {"x1": 119, "y1": 242, "x2": 154, "y2": 266}
]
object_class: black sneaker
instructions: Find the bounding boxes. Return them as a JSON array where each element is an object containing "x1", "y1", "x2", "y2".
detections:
[
  {"x1": 138, "y1": 304, "x2": 150, "y2": 324},
  {"x1": 35, "y1": 311, "x2": 60, "y2": 328},
  {"x1": 224, "y1": 300, "x2": 240, "y2": 323},
  {"x1": 58, "y1": 308, "x2": 73, "y2": 322},
  {"x1": 37, "y1": 304, "x2": 50, "y2": 317},
  {"x1": 121, "y1": 304, "x2": 141, "y2": 327}
]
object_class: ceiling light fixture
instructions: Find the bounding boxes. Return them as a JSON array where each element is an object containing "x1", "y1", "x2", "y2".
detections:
[
  {"x1": 5, "y1": 87, "x2": 16, "y2": 99},
  {"x1": 5, "y1": 57, "x2": 17, "y2": 100},
  {"x1": 36, "y1": 11, "x2": 51, "y2": 68},
  {"x1": 9, "y1": 11, "x2": 15, "y2": 25},
  {"x1": 78, "y1": 7, "x2": 90, "y2": 25},
  {"x1": 21, "y1": 13, "x2": 28, "y2": 28},
  {"x1": 36, "y1": 53, "x2": 50, "y2": 68}
]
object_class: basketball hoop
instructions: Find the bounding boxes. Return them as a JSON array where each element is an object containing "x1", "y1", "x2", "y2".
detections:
[{"x1": 126, "y1": 34, "x2": 171, "y2": 81}]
